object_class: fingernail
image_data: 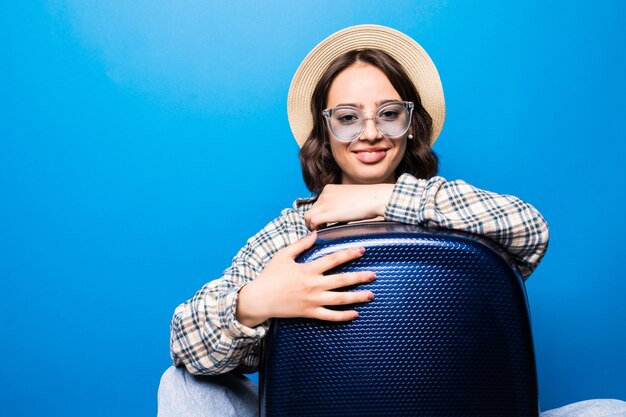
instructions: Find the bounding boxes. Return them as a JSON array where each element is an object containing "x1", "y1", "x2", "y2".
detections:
[
  {"x1": 367, "y1": 292, "x2": 375, "y2": 301},
  {"x1": 352, "y1": 312, "x2": 359, "y2": 319},
  {"x1": 368, "y1": 272, "x2": 376, "y2": 281},
  {"x1": 358, "y1": 246, "x2": 366, "y2": 254}
]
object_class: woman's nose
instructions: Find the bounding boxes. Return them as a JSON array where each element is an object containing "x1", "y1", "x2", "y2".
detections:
[{"x1": 360, "y1": 116, "x2": 383, "y2": 141}]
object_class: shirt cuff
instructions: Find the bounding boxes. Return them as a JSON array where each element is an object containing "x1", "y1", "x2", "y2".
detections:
[
  {"x1": 384, "y1": 173, "x2": 426, "y2": 224},
  {"x1": 217, "y1": 285, "x2": 269, "y2": 341}
]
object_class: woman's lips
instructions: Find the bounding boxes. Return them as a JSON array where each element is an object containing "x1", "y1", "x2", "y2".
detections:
[{"x1": 353, "y1": 149, "x2": 388, "y2": 163}]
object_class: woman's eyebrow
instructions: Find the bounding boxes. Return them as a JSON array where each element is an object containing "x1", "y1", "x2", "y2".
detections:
[
  {"x1": 334, "y1": 102, "x2": 362, "y2": 108},
  {"x1": 376, "y1": 99, "x2": 399, "y2": 106},
  {"x1": 333, "y1": 99, "x2": 399, "y2": 108}
]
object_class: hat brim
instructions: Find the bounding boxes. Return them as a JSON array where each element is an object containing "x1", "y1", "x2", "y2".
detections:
[{"x1": 287, "y1": 24, "x2": 445, "y2": 147}]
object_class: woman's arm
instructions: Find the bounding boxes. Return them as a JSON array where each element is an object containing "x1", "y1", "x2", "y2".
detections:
[
  {"x1": 170, "y1": 205, "x2": 375, "y2": 375},
  {"x1": 304, "y1": 174, "x2": 549, "y2": 278},
  {"x1": 385, "y1": 174, "x2": 549, "y2": 278},
  {"x1": 169, "y1": 210, "x2": 304, "y2": 375}
]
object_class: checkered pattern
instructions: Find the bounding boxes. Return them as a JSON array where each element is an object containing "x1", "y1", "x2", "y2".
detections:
[
  {"x1": 386, "y1": 174, "x2": 549, "y2": 278},
  {"x1": 169, "y1": 174, "x2": 549, "y2": 375}
]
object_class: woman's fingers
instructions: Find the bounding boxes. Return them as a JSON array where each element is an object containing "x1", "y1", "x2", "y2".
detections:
[
  {"x1": 281, "y1": 233, "x2": 367, "y2": 274},
  {"x1": 310, "y1": 307, "x2": 360, "y2": 322},
  {"x1": 320, "y1": 271, "x2": 376, "y2": 291},
  {"x1": 320, "y1": 289, "x2": 374, "y2": 306},
  {"x1": 307, "y1": 246, "x2": 366, "y2": 273},
  {"x1": 304, "y1": 210, "x2": 334, "y2": 231},
  {"x1": 257, "y1": 233, "x2": 376, "y2": 323}
]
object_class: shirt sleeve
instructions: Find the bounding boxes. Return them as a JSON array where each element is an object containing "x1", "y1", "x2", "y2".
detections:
[
  {"x1": 384, "y1": 174, "x2": 549, "y2": 279},
  {"x1": 169, "y1": 209, "x2": 306, "y2": 375}
]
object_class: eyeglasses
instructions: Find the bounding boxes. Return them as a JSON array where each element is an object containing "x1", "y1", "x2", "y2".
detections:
[{"x1": 322, "y1": 101, "x2": 414, "y2": 142}]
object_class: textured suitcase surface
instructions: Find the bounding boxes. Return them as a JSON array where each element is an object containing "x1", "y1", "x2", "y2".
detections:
[{"x1": 259, "y1": 222, "x2": 538, "y2": 417}]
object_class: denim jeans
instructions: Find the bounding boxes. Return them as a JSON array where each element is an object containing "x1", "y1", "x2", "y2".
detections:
[{"x1": 157, "y1": 366, "x2": 626, "y2": 417}]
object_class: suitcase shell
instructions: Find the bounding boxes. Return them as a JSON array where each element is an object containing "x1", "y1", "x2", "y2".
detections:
[{"x1": 259, "y1": 222, "x2": 538, "y2": 417}]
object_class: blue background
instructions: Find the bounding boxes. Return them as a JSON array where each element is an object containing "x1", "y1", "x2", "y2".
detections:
[{"x1": 2, "y1": 1, "x2": 625, "y2": 415}]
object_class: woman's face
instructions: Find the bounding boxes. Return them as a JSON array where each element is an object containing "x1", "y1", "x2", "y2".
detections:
[{"x1": 326, "y1": 63, "x2": 408, "y2": 185}]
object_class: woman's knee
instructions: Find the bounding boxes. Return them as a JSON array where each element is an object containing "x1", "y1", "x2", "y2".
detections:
[
  {"x1": 541, "y1": 398, "x2": 626, "y2": 417},
  {"x1": 157, "y1": 366, "x2": 258, "y2": 417}
]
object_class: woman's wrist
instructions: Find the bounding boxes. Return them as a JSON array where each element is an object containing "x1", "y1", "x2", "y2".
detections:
[
  {"x1": 374, "y1": 183, "x2": 395, "y2": 217},
  {"x1": 236, "y1": 282, "x2": 270, "y2": 328}
]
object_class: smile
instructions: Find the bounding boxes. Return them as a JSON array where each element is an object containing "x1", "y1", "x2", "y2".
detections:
[{"x1": 353, "y1": 149, "x2": 389, "y2": 164}]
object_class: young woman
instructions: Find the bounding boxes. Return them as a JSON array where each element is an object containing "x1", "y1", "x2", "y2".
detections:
[{"x1": 157, "y1": 25, "x2": 625, "y2": 417}]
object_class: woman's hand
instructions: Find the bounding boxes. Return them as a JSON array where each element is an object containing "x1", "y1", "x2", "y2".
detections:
[
  {"x1": 236, "y1": 231, "x2": 376, "y2": 327},
  {"x1": 304, "y1": 183, "x2": 395, "y2": 230}
]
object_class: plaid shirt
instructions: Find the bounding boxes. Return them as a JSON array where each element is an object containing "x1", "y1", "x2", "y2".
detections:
[{"x1": 170, "y1": 174, "x2": 549, "y2": 375}]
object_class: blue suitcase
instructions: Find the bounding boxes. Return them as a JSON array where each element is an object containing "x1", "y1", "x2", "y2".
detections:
[{"x1": 259, "y1": 222, "x2": 538, "y2": 416}]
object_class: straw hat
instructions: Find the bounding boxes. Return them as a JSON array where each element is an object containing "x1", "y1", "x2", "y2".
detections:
[{"x1": 287, "y1": 24, "x2": 445, "y2": 147}]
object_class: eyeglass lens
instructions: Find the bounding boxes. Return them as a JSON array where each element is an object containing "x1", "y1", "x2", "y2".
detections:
[{"x1": 328, "y1": 103, "x2": 411, "y2": 141}]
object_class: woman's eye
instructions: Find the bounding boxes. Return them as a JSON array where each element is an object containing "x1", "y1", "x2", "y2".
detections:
[
  {"x1": 379, "y1": 110, "x2": 400, "y2": 120},
  {"x1": 336, "y1": 113, "x2": 359, "y2": 125}
]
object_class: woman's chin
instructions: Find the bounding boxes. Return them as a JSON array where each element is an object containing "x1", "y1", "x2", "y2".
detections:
[{"x1": 342, "y1": 170, "x2": 395, "y2": 185}]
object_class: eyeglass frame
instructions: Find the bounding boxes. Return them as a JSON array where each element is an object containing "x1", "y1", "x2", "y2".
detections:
[{"x1": 321, "y1": 101, "x2": 414, "y2": 142}]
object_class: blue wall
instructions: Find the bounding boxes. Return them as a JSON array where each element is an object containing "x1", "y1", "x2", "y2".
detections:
[{"x1": 2, "y1": 1, "x2": 625, "y2": 415}]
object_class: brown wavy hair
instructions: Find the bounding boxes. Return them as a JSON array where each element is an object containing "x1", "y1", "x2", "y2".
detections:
[{"x1": 299, "y1": 49, "x2": 439, "y2": 194}]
